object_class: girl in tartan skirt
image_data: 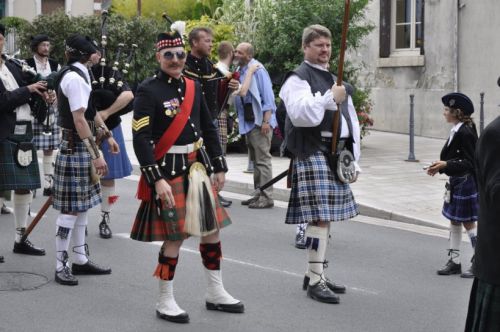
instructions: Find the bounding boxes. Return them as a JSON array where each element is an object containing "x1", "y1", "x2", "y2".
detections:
[
  {"x1": 279, "y1": 25, "x2": 361, "y2": 304},
  {"x1": 131, "y1": 25, "x2": 243, "y2": 324},
  {"x1": 426, "y1": 92, "x2": 478, "y2": 278},
  {"x1": 52, "y1": 34, "x2": 119, "y2": 286}
]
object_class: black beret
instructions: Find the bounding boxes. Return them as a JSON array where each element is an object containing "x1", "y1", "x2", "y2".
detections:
[
  {"x1": 0, "y1": 24, "x2": 5, "y2": 36},
  {"x1": 65, "y1": 34, "x2": 98, "y2": 56},
  {"x1": 442, "y1": 92, "x2": 474, "y2": 115},
  {"x1": 30, "y1": 34, "x2": 50, "y2": 51}
]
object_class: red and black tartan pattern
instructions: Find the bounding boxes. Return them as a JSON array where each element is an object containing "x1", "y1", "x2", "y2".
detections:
[
  {"x1": 33, "y1": 114, "x2": 61, "y2": 151},
  {"x1": 153, "y1": 254, "x2": 178, "y2": 280},
  {"x1": 442, "y1": 174, "x2": 479, "y2": 223},
  {"x1": 131, "y1": 163, "x2": 231, "y2": 242},
  {"x1": 200, "y1": 242, "x2": 222, "y2": 270},
  {"x1": 216, "y1": 110, "x2": 228, "y2": 154},
  {"x1": 0, "y1": 130, "x2": 41, "y2": 191},
  {"x1": 52, "y1": 140, "x2": 101, "y2": 212}
]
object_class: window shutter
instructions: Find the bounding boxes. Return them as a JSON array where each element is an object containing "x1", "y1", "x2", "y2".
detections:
[{"x1": 379, "y1": 0, "x2": 391, "y2": 58}]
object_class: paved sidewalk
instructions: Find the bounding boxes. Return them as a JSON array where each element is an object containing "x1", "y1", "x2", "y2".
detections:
[{"x1": 122, "y1": 114, "x2": 450, "y2": 230}]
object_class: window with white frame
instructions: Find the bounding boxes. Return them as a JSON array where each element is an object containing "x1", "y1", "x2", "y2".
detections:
[
  {"x1": 392, "y1": 0, "x2": 423, "y2": 55},
  {"x1": 0, "y1": 0, "x2": 5, "y2": 18}
]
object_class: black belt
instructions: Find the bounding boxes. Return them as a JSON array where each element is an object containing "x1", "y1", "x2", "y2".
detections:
[{"x1": 320, "y1": 137, "x2": 348, "y2": 151}]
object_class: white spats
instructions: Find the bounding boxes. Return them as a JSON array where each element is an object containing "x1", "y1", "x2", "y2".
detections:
[
  {"x1": 13, "y1": 192, "x2": 32, "y2": 242},
  {"x1": 157, "y1": 280, "x2": 187, "y2": 317},
  {"x1": 204, "y1": 269, "x2": 239, "y2": 305}
]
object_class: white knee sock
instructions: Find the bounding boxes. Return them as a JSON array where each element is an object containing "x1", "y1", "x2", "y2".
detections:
[
  {"x1": 449, "y1": 224, "x2": 462, "y2": 263},
  {"x1": 13, "y1": 193, "x2": 32, "y2": 242},
  {"x1": 467, "y1": 227, "x2": 477, "y2": 249},
  {"x1": 55, "y1": 214, "x2": 77, "y2": 270},
  {"x1": 306, "y1": 225, "x2": 329, "y2": 285},
  {"x1": 100, "y1": 185, "x2": 116, "y2": 213},
  {"x1": 43, "y1": 155, "x2": 54, "y2": 189},
  {"x1": 71, "y1": 212, "x2": 89, "y2": 265}
]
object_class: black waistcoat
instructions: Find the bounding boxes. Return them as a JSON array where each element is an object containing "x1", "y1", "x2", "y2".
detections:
[
  {"x1": 284, "y1": 62, "x2": 353, "y2": 159},
  {"x1": 25, "y1": 58, "x2": 59, "y2": 73},
  {"x1": 56, "y1": 65, "x2": 96, "y2": 130}
]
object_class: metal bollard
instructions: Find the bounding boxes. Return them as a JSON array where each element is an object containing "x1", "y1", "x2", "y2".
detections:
[
  {"x1": 479, "y1": 92, "x2": 485, "y2": 134},
  {"x1": 406, "y1": 94, "x2": 418, "y2": 162}
]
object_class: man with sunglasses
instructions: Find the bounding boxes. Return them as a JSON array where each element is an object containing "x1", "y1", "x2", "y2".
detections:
[
  {"x1": 183, "y1": 27, "x2": 233, "y2": 208},
  {"x1": 131, "y1": 24, "x2": 243, "y2": 324}
]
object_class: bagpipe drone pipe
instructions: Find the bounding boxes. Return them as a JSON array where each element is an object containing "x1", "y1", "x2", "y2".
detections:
[{"x1": 89, "y1": 10, "x2": 137, "y2": 131}]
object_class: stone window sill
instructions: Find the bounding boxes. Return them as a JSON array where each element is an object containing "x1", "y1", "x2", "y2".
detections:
[{"x1": 377, "y1": 55, "x2": 425, "y2": 68}]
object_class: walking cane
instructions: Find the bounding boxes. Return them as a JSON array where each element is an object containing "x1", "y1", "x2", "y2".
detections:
[
  {"x1": 331, "y1": 0, "x2": 351, "y2": 154},
  {"x1": 20, "y1": 196, "x2": 52, "y2": 243}
]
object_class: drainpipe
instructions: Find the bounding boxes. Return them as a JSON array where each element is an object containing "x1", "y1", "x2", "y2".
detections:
[{"x1": 455, "y1": 0, "x2": 466, "y2": 92}]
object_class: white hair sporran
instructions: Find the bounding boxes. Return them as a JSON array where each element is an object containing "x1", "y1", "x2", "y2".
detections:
[{"x1": 184, "y1": 162, "x2": 219, "y2": 237}]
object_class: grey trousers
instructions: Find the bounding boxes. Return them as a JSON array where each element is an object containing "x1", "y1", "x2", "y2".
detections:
[{"x1": 246, "y1": 126, "x2": 273, "y2": 198}]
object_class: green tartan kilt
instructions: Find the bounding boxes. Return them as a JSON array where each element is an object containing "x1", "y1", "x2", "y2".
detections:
[
  {"x1": 0, "y1": 122, "x2": 40, "y2": 191},
  {"x1": 465, "y1": 278, "x2": 500, "y2": 332}
]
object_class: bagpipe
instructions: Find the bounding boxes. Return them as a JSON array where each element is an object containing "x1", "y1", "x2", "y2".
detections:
[
  {"x1": 4, "y1": 52, "x2": 58, "y2": 135},
  {"x1": 88, "y1": 10, "x2": 137, "y2": 130}
]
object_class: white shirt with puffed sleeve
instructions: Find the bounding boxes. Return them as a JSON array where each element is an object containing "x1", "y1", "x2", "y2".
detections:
[{"x1": 59, "y1": 62, "x2": 91, "y2": 112}]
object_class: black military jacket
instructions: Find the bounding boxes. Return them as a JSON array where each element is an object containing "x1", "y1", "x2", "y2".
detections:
[
  {"x1": 0, "y1": 56, "x2": 32, "y2": 140},
  {"x1": 183, "y1": 53, "x2": 221, "y2": 119},
  {"x1": 473, "y1": 116, "x2": 500, "y2": 285},
  {"x1": 439, "y1": 122, "x2": 478, "y2": 177},
  {"x1": 132, "y1": 71, "x2": 226, "y2": 180}
]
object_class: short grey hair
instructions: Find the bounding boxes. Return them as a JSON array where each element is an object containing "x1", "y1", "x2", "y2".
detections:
[{"x1": 302, "y1": 24, "x2": 331, "y2": 47}]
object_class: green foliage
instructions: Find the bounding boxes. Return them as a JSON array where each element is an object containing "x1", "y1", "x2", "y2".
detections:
[
  {"x1": 111, "y1": 0, "x2": 223, "y2": 20},
  {"x1": 16, "y1": 10, "x2": 164, "y2": 84},
  {"x1": 0, "y1": 16, "x2": 31, "y2": 31},
  {"x1": 216, "y1": 0, "x2": 375, "y2": 137}
]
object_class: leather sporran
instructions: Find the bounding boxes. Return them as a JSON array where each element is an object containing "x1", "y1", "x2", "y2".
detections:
[
  {"x1": 326, "y1": 149, "x2": 356, "y2": 184},
  {"x1": 14, "y1": 142, "x2": 35, "y2": 168},
  {"x1": 444, "y1": 181, "x2": 452, "y2": 203}
]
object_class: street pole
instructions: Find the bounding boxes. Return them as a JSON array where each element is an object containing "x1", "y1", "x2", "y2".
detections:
[
  {"x1": 137, "y1": 0, "x2": 141, "y2": 16},
  {"x1": 406, "y1": 94, "x2": 418, "y2": 162},
  {"x1": 479, "y1": 92, "x2": 484, "y2": 134}
]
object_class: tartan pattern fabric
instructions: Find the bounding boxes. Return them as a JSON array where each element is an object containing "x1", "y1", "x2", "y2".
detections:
[
  {"x1": 285, "y1": 151, "x2": 358, "y2": 225},
  {"x1": 442, "y1": 174, "x2": 479, "y2": 222},
  {"x1": 32, "y1": 114, "x2": 61, "y2": 150},
  {"x1": 131, "y1": 165, "x2": 231, "y2": 242},
  {"x1": 465, "y1": 278, "x2": 500, "y2": 332},
  {"x1": 0, "y1": 132, "x2": 41, "y2": 191},
  {"x1": 153, "y1": 254, "x2": 178, "y2": 280},
  {"x1": 52, "y1": 140, "x2": 101, "y2": 212},
  {"x1": 200, "y1": 242, "x2": 222, "y2": 270},
  {"x1": 216, "y1": 110, "x2": 228, "y2": 154},
  {"x1": 100, "y1": 124, "x2": 133, "y2": 180}
]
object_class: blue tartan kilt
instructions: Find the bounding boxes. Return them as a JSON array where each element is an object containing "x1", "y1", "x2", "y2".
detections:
[
  {"x1": 0, "y1": 123, "x2": 41, "y2": 191},
  {"x1": 442, "y1": 174, "x2": 478, "y2": 223},
  {"x1": 286, "y1": 151, "x2": 359, "y2": 225},
  {"x1": 32, "y1": 111, "x2": 61, "y2": 150},
  {"x1": 52, "y1": 140, "x2": 101, "y2": 212},
  {"x1": 100, "y1": 124, "x2": 132, "y2": 180}
]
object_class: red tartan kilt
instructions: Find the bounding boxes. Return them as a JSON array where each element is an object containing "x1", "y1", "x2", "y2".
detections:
[{"x1": 130, "y1": 173, "x2": 231, "y2": 242}]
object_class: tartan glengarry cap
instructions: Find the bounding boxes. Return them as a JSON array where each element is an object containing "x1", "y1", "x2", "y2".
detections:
[
  {"x1": 65, "y1": 34, "x2": 98, "y2": 56},
  {"x1": 156, "y1": 31, "x2": 184, "y2": 51},
  {"x1": 442, "y1": 92, "x2": 474, "y2": 115}
]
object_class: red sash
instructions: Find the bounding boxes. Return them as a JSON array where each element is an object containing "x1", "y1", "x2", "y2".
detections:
[{"x1": 136, "y1": 77, "x2": 195, "y2": 201}]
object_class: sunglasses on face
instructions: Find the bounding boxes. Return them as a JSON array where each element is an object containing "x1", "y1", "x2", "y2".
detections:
[{"x1": 163, "y1": 51, "x2": 186, "y2": 60}]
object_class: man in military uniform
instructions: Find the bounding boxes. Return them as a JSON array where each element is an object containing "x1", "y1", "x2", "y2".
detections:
[
  {"x1": 52, "y1": 34, "x2": 118, "y2": 286},
  {"x1": 0, "y1": 24, "x2": 49, "y2": 262},
  {"x1": 25, "y1": 34, "x2": 61, "y2": 197},
  {"x1": 131, "y1": 24, "x2": 243, "y2": 324},
  {"x1": 183, "y1": 27, "x2": 232, "y2": 207}
]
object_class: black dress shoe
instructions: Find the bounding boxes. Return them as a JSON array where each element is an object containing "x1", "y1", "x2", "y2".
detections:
[
  {"x1": 303, "y1": 275, "x2": 346, "y2": 294},
  {"x1": 156, "y1": 310, "x2": 190, "y2": 323},
  {"x1": 218, "y1": 194, "x2": 232, "y2": 208},
  {"x1": 43, "y1": 188, "x2": 52, "y2": 197},
  {"x1": 55, "y1": 266, "x2": 78, "y2": 286},
  {"x1": 0, "y1": 255, "x2": 4, "y2": 263},
  {"x1": 437, "y1": 259, "x2": 461, "y2": 275},
  {"x1": 99, "y1": 212, "x2": 112, "y2": 239},
  {"x1": 307, "y1": 281, "x2": 340, "y2": 304},
  {"x1": 13, "y1": 239, "x2": 46, "y2": 256},
  {"x1": 72, "y1": 260, "x2": 112, "y2": 275},
  {"x1": 461, "y1": 267, "x2": 474, "y2": 279},
  {"x1": 206, "y1": 301, "x2": 245, "y2": 313}
]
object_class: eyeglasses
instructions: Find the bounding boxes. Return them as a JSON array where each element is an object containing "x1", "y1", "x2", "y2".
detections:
[{"x1": 163, "y1": 51, "x2": 186, "y2": 60}]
